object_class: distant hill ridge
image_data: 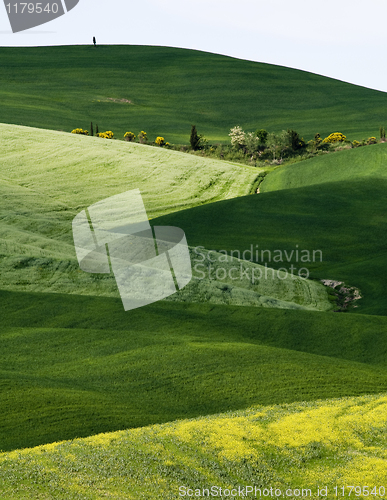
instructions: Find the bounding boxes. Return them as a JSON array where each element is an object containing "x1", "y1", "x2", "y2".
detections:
[{"x1": 0, "y1": 45, "x2": 386, "y2": 143}]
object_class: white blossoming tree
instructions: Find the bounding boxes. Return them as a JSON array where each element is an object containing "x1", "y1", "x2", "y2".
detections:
[{"x1": 229, "y1": 126, "x2": 246, "y2": 148}]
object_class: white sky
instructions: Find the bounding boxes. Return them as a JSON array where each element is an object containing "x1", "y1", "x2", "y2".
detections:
[{"x1": 1, "y1": 0, "x2": 387, "y2": 92}]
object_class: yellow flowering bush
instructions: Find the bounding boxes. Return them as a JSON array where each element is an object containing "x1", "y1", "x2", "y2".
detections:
[
  {"x1": 155, "y1": 136, "x2": 165, "y2": 146},
  {"x1": 352, "y1": 140, "x2": 361, "y2": 147},
  {"x1": 71, "y1": 128, "x2": 89, "y2": 135},
  {"x1": 124, "y1": 131, "x2": 136, "y2": 142},
  {"x1": 138, "y1": 131, "x2": 148, "y2": 144},
  {"x1": 367, "y1": 136, "x2": 378, "y2": 145},
  {"x1": 96, "y1": 131, "x2": 114, "y2": 139},
  {"x1": 323, "y1": 132, "x2": 347, "y2": 143}
]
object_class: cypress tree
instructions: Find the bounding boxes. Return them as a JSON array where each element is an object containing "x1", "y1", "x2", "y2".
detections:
[
  {"x1": 96, "y1": 124, "x2": 99, "y2": 135},
  {"x1": 90, "y1": 122, "x2": 94, "y2": 137},
  {"x1": 190, "y1": 125, "x2": 200, "y2": 151}
]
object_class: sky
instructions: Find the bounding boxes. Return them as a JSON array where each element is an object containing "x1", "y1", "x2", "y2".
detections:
[{"x1": 1, "y1": 0, "x2": 387, "y2": 92}]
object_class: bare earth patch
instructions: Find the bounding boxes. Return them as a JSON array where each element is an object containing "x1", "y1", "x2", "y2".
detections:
[
  {"x1": 106, "y1": 97, "x2": 132, "y2": 104},
  {"x1": 321, "y1": 279, "x2": 362, "y2": 311}
]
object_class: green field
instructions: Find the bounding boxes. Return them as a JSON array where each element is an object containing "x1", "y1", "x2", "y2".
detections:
[
  {"x1": 1, "y1": 45, "x2": 387, "y2": 143},
  {"x1": 0, "y1": 123, "x2": 259, "y2": 221},
  {"x1": 2, "y1": 123, "x2": 387, "y2": 454},
  {"x1": 1, "y1": 393, "x2": 387, "y2": 499},
  {"x1": 2, "y1": 289, "x2": 387, "y2": 453},
  {"x1": 261, "y1": 142, "x2": 387, "y2": 192},
  {"x1": 1, "y1": 123, "x2": 331, "y2": 312},
  {"x1": 154, "y1": 146, "x2": 387, "y2": 316},
  {"x1": 2, "y1": 45, "x2": 387, "y2": 498}
]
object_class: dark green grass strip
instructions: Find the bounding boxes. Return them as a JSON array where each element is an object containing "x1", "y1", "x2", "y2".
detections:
[
  {"x1": 152, "y1": 177, "x2": 387, "y2": 315},
  {"x1": 1, "y1": 289, "x2": 387, "y2": 451}
]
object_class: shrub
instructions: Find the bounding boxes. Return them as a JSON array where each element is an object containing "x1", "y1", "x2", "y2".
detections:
[
  {"x1": 189, "y1": 125, "x2": 207, "y2": 151},
  {"x1": 229, "y1": 126, "x2": 246, "y2": 148},
  {"x1": 366, "y1": 136, "x2": 378, "y2": 145},
  {"x1": 352, "y1": 140, "x2": 361, "y2": 148},
  {"x1": 155, "y1": 136, "x2": 165, "y2": 146},
  {"x1": 287, "y1": 129, "x2": 306, "y2": 152},
  {"x1": 255, "y1": 129, "x2": 268, "y2": 145},
  {"x1": 97, "y1": 131, "x2": 114, "y2": 139},
  {"x1": 124, "y1": 132, "x2": 136, "y2": 142},
  {"x1": 309, "y1": 133, "x2": 328, "y2": 152},
  {"x1": 138, "y1": 131, "x2": 148, "y2": 144},
  {"x1": 245, "y1": 132, "x2": 259, "y2": 155},
  {"x1": 266, "y1": 131, "x2": 289, "y2": 161},
  {"x1": 71, "y1": 128, "x2": 89, "y2": 135},
  {"x1": 323, "y1": 132, "x2": 346, "y2": 143},
  {"x1": 190, "y1": 125, "x2": 201, "y2": 150}
]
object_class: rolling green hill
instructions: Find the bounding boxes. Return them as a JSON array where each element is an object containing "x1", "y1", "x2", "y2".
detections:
[
  {"x1": 1, "y1": 392, "x2": 387, "y2": 499},
  {"x1": 0, "y1": 45, "x2": 387, "y2": 143},
  {"x1": 261, "y1": 142, "x2": 387, "y2": 193},
  {"x1": 3, "y1": 44, "x2": 387, "y2": 498},
  {"x1": 2, "y1": 289, "x2": 387, "y2": 452},
  {"x1": 0, "y1": 123, "x2": 331, "y2": 313},
  {"x1": 0, "y1": 123, "x2": 258, "y2": 220},
  {"x1": 153, "y1": 143, "x2": 387, "y2": 316},
  {"x1": 2, "y1": 124, "x2": 387, "y2": 452}
]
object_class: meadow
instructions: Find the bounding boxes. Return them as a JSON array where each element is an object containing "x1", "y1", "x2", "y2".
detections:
[
  {"x1": 0, "y1": 123, "x2": 259, "y2": 221},
  {"x1": 1, "y1": 270, "x2": 387, "y2": 452},
  {"x1": 1, "y1": 123, "x2": 331, "y2": 312},
  {"x1": 2, "y1": 121, "x2": 387, "y2": 456},
  {"x1": 1, "y1": 45, "x2": 387, "y2": 498},
  {"x1": 1, "y1": 393, "x2": 387, "y2": 499},
  {"x1": 154, "y1": 149, "x2": 387, "y2": 316},
  {"x1": 260, "y1": 142, "x2": 387, "y2": 192},
  {"x1": 0, "y1": 45, "x2": 387, "y2": 143}
]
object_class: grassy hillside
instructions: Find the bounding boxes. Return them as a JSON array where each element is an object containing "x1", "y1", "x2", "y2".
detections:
[
  {"x1": 153, "y1": 144, "x2": 387, "y2": 315},
  {"x1": 2, "y1": 44, "x2": 387, "y2": 498},
  {"x1": 1, "y1": 392, "x2": 387, "y2": 499},
  {"x1": 2, "y1": 124, "x2": 387, "y2": 452},
  {"x1": 0, "y1": 45, "x2": 387, "y2": 143},
  {"x1": 0, "y1": 123, "x2": 332, "y2": 312},
  {"x1": 0, "y1": 123, "x2": 258, "y2": 220},
  {"x1": 165, "y1": 247, "x2": 332, "y2": 312},
  {"x1": 2, "y1": 289, "x2": 387, "y2": 452},
  {"x1": 261, "y1": 142, "x2": 387, "y2": 192}
]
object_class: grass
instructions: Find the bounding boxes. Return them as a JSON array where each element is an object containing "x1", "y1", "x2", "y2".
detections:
[
  {"x1": 2, "y1": 289, "x2": 387, "y2": 453},
  {"x1": 165, "y1": 246, "x2": 333, "y2": 311},
  {"x1": 260, "y1": 142, "x2": 387, "y2": 192},
  {"x1": 153, "y1": 174, "x2": 387, "y2": 315},
  {"x1": 2, "y1": 124, "x2": 387, "y2": 453},
  {"x1": 0, "y1": 123, "x2": 331, "y2": 312},
  {"x1": 0, "y1": 123, "x2": 259, "y2": 222},
  {"x1": 1, "y1": 392, "x2": 387, "y2": 499},
  {"x1": 2, "y1": 46, "x2": 387, "y2": 492},
  {"x1": 0, "y1": 45, "x2": 387, "y2": 143}
]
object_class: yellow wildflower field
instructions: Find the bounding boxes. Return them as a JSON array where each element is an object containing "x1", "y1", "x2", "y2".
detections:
[{"x1": 1, "y1": 393, "x2": 387, "y2": 499}]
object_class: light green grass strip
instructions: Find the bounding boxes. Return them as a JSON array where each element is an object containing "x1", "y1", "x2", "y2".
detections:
[
  {"x1": 0, "y1": 123, "x2": 260, "y2": 220},
  {"x1": 261, "y1": 142, "x2": 387, "y2": 193}
]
